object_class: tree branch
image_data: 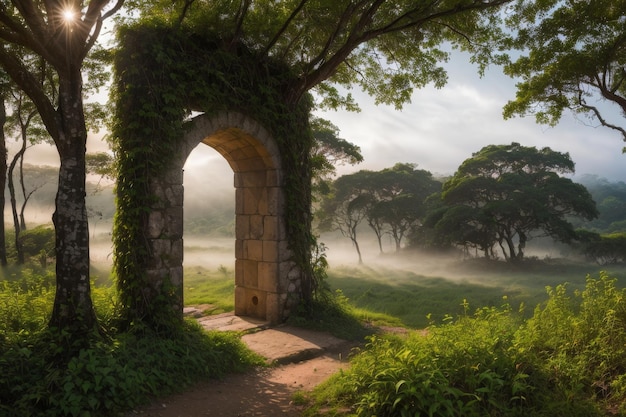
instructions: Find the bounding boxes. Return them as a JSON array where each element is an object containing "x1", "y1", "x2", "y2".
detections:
[
  {"x1": 263, "y1": 0, "x2": 308, "y2": 56},
  {"x1": 0, "y1": 47, "x2": 59, "y2": 141},
  {"x1": 290, "y1": 0, "x2": 512, "y2": 102},
  {"x1": 578, "y1": 89, "x2": 626, "y2": 142}
]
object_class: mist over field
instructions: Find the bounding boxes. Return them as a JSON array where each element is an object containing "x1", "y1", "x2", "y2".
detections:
[{"x1": 8, "y1": 144, "x2": 626, "y2": 307}]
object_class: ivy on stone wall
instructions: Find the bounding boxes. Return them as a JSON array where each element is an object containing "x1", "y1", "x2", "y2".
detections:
[{"x1": 111, "y1": 21, "x2": 318, "y2": 329}]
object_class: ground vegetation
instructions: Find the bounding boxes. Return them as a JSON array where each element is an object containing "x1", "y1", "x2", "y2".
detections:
[{"x1": 304, "y1": 273, "x2": 626, "y2": 416}]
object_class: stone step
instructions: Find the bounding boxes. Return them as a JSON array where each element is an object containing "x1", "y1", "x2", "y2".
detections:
[{"x1": 194, "y1": 312, "x2": 352, "y2": 365}]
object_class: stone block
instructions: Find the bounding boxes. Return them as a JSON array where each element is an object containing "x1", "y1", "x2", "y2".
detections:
[
  {"x1": 257, "y1": 188, "x2": 269, "y2": 214},
  {"x1": 240, "y1": 171, "x2": 266, "y2": 187},
  {"x1": 169, "y1": 266, "x2": 183, "y2": 286},
  {"x1": 242, "y1": 259, "x2": 258, "y2": 287},
  {"x1": 262, "y1": 240, "x2": 279, "y2": 262},
  {"x1": 278, "y1": 240, "x2": 292, "y2": 262},
  {"x1": 243, "y1": 188, "x2": 262, "y2": 214},
  {"x1": 266, "y1": 170, "x2": 282, "y2": 186},
  {"x1": 170, "y1": 239, "x2": 183, "y2": 266},
  {"x1": 258, "y1": 262, "x2": 278, "y2": 291},
  {"x1": 244, "y1": 240, "x2": 263, "y2": 261},
  {"x1": 235, "y1": 188, "x2": 244, "y2": 214},
  {"x1": 235, "y1": 239, "x2": 244, "y2": 260},
  {"x1": 249, "y1": 215, "x2": 264, "y2": 239},
  {"x1": 234, "y1": 286, "x2": 247, "y2": 316},
  {"x1": 147, "y1": 211, "x2": 165, "y2": 238},
  {"x1": 263, "y1": 216, "x2": 278, "y2": 240},
  {"x1": 235, "y1": 216, "x2": 249, "y2": 239},
  {"x1": 165, "y1": 206, "x2": 183, "y2": 238},
  {"x1": 264, "y1": 292, "x2": 280, "y2": 324},
  {"x1": 266, "y1": 187, "x2": 283, "y2": 215},
  {"x1": 166, "y1": 184, "x2": 184, "y2": 206},
  {"x1": 235, "y1": 259, "x2": 244, "y2": 286}
]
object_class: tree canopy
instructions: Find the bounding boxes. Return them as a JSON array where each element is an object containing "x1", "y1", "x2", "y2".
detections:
[
  {"x1": 133, "y1": 0, "x2": 512, "y2": 109},
  {"x1": 502, "y1": 0, "x2": 626, "y2": 147},
  {"x1": 318, "y1": 163, "x2": 440, "y2": 262},
  {"x1": 431, "y1": 143, "x2": 598, "y2": 261}
]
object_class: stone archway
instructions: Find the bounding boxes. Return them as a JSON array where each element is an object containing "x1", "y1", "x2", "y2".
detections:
[{"x1": 145, "y1": 111, "x2": 299, "y2": 323}]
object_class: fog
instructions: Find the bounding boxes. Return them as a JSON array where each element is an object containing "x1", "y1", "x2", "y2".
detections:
[
  {"x1": 5, "y1": 142, "x2": 581, "y2": 286},
  {"x1": 6, "y1": 138, "x2": 603, "y2": 288}
]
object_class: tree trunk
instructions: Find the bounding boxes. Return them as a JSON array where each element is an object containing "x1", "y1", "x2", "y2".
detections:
[
  {"x1": 18, "y1": 155, "x2": 27, "y2": 230},
  {"x1": 352, "y1": 237, "x2": 363, "y2": 265},
  {"x1": 0, "y1": 97, "x2": 7, "y2": 266},
  {"x1": 8, "y1": 145, "x2": 25, "y2": 264},
  {"x1": 48, "y1": 74, "x2": 96, "y2": 333}
]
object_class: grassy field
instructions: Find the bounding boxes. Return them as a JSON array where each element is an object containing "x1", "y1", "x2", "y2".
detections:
[{"x1": 182, "y1": 250, "x2": 626, "y2": 329}]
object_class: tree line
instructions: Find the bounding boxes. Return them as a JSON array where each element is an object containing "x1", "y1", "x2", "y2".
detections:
[{"x1": 318, "y1": 142, "x2": 626, "y2": 264}]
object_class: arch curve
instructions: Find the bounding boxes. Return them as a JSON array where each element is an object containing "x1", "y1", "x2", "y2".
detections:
[{"x1": 150, "y1": 111, "x2": 298, "y2": 323}]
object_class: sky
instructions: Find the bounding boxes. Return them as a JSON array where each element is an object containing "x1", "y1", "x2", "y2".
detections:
[
  {"x1": 181, "y1": 50, "x2": 626, "y2": 188},
  {"x1": 313, "y1": 56, "x2": 626, "y2": 182},
  {"x1": 17, "y1": 50, "x2": 626, "y2": 190}
]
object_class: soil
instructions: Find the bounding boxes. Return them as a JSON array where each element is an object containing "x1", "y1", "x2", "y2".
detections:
[
  {"x1": 127, "y1": 342, "x2": 356, "y2": 417},
  {"x1": 127, "y1": 311, "x2": 362, "y2": 417}
]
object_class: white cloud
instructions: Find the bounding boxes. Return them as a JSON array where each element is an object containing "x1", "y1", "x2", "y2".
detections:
[{"x1": 315, "y1": 55, "x2": 626, "y2": 182}]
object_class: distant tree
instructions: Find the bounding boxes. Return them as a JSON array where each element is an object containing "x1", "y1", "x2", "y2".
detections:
[
  {"x1": 367, "y1": 163, "x2": 441, "y2": 252},
  {"x1": 319, "y1": 163, "x2": 440, "y2": 259},
  {"x1": 434, "y1": 143, "x2": 598, "y2": 262},
  {"x1": 572, "y1": 175, "x2": 626, "y2": 233},
  {"x1": 0, "y1": 84, "x2": 7, "y2": 266},
  {"x1": 577, "y1": 230, "x2": 626, "y2": 265},
  {"x1": 318, "y1": 170, "x2": 374, "y2": 264},
  {"x1": 5, "y1": 88, "x2": 45, "y2": 263},
  {"x1": 503, "y1": 0, "x2": 626, "y2": 147}
]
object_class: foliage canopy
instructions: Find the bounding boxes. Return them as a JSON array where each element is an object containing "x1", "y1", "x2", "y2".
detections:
[
  {"x1": 430, "y1": 143, "x2": 598, "y2": 261},
  {"x1": 503, "y1": 0, "x2": 626, "y2": 147}
]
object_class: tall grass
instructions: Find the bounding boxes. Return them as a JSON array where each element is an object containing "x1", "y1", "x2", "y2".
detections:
[{"x1": 305, "y1": 272, "x2": 626, "y2": 416}]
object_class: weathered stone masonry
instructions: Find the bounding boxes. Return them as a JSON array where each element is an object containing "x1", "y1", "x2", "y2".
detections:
[{"x1": 144, "y1": 111, "x2": 301, "y2": 323}]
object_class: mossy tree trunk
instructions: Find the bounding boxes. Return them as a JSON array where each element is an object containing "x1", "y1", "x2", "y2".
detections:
[{"x1": 48, "y1": 74, "x2": 97, "y2": 333}]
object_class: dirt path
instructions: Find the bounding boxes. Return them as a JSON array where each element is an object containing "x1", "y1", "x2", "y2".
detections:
[
  {"x1": 128, "y1": 313, "x2": 359, "y2": 417},
  {"x1": 128, "y1": 344, "x2": 354, "y2": 417}
]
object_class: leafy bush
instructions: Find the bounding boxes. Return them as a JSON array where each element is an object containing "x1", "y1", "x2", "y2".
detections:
[
  {"x1": 309, "y1": 301, "x2": 536, "y2": 417},
  {"x1": 19, "y1": 225, "x2": 55, "y2": 259},
  {"x1": 0, "y1": 268, "x2": 55, "y2": 334},
  {"x1": 516, "y1": 272, "x2": 626, "y2": 414},
  {"x1": 308, "y1": 274, "x2": 626, "y2": 416},
  {"x1": 0, "y1": 273, "x2": 264, "y2": 417}
]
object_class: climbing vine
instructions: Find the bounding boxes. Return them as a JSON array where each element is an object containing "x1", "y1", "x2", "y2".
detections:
[{"x1": 110, "y1": 20, "x2": 319, "y2": 329}]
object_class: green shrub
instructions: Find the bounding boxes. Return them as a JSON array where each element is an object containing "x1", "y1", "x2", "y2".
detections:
[
  {"x1": 0, "y1": 269, "x2": 55, "y2": 334},
  {"x1": 0, "y1": 321, "x2": 263, "y2": 416},
  {"x1": 308, "y1": 277, "x2": 626, "y2": 417},
  {"x1": 515, "y1": 272, "x2": 626, "y2": 414},
  {"x1": 577, "y1": 231, "x2": 626, "y2": 264},
  {"x1": 19, "y1": 225, "x2": 55, "y2": 259},
  {"x1": 0, "y1": 272, "x2": 264, "y2": 417},
  {"x1": 310, "y1": 301, "x2": 536, "y2": 417}
]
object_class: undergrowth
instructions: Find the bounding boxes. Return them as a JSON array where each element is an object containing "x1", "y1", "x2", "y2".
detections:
[
  {"x1": 0, "y1": 271, "x2": 264, "y2": 417},
  {"x1": 304, "y1": 272, "x2": 626, "y2": 416}
]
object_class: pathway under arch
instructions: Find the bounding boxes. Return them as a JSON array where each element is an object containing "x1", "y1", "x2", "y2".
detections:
[{"x1": 145, "y1": 111, "x2": 300, "y2": 323}]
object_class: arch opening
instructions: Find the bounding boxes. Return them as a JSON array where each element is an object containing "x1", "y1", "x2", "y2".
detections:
[{"x1": 179, "y1": 112, "x2": 292, "y2": 323}]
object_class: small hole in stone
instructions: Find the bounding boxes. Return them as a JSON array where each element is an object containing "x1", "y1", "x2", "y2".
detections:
[{"x1": 252, "y1": 296, "x2": 259, "y2": 305}]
